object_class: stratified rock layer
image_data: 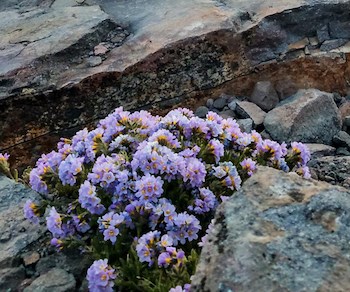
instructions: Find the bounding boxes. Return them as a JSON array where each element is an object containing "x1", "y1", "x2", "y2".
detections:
[
  {"x1": 3, "y1": 0, "x2": 350, "y2": 169},
  {"x1": 192, "y1": 167, "x2": 350, "y2": 292}
]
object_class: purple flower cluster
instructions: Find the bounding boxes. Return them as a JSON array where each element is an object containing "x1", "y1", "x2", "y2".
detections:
[
  {"x1": 24, "y1": 106, "x2": 312, "y2": 291},
  {"x1": 86, "y1": 259, "x2": 116, "y2": 292}
]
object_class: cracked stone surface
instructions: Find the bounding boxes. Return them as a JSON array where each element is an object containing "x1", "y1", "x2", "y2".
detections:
[{"x1": 191, "y1": 166, "x2": 350, "y2": 291}]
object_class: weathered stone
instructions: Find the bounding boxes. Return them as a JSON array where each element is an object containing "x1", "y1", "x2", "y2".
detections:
[
  {"x1": 228, "y1": 99, "x2": 238, "y2": 111},
  {"x1": 36, "y1": 250, "x2": 92, "y2": 280},
  {"x1": 320, "y1": 39, "x2": 348, "y2": 51},
  {"x1": 304, "y1": 143, "x2": 336, "y2": 159},
  {"x1": 333, "y1": 131, "x2": 350, "y2": 149},
  {"x1": 329, "y1": 21, "x2": 350, "y2": 39},
  {"x1": 213, "y1": 98, "x2": 227, "y2": 110},
  {"x1": 206, "y1": 99, "x2": 214, "y2": 109},
  {"x1": 0, "y1": 266, "x2": 26, "y2": 291},
  {"x1": 317, "y1": 25, "x2": 331, "y2": 43},
  {"x1": 0, "y1": 175, "x2": 45, "y2": 269},
  {"x1": 94, "y1": 43, "x2": 109, "y2": 55},
  {"x1": 194, "y1": 106, "x2": 209, "y2": 118},
  {"x1": 308, "y1": 156, "x2": 350, "y2": 186},
  {"x1": 86, "y1": 56, "x2": 102, "y2": 67},
  {"x1": 344, "y1": 116, "x2": 350, "y2": 127},
  {"x1": 264, "y1": 89, "x2": 342, "y2": 144},
  {"x1": 237, "y1": 118, "x2": 253, "y2": 133},
  {"x1": 336, "y1": 147, "x2": 350, "y2": 156},
  {"x1": 339, "y1": 102, "x2": 350, "y2": 120},
  {"x1": 275, "y1": 78, "x2": 298, "y2": 100},
  {"x1": 235, "y1": 101, "x2": 266, "y2": 127},
  {"x1": 192, "y1": 167, "x2": 350, "y2": 291},
  {"x1": 24, "y1": 268, "x2": 76, "y2": 292},
  {"x1": 23, "y1": 251, "x2": 40, "y2": 267},
  {"x1": 219, "y1": 109, "x2": 235, "y2": 119},
  {"x1": 249, "y1": 81, "x2": 279, "y2": 111},
  {"x1": 288, "y1": 37, "x2": 309, "y2": 51}
]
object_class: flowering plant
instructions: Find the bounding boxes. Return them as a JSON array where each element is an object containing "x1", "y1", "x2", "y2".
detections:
[{"x1": 21, "y1": 107, "x2": 310, "y2": 291}]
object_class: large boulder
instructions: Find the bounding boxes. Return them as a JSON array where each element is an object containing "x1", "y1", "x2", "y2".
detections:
[
  {"x1": 264, "y1": 89, "x2": 342, "y2": 144},
  {"x1": 192, "y1": 167, "x2": 350, "y2": 291}
]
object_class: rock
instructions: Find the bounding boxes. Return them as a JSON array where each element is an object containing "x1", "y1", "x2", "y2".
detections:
[
  {"x1": 288, "y1": 37, "x2": 309, "y2": 51},
  {"x1": 275, "y1": 79, "x2": 298, "y2": 100},
  {"x1": 249, "y1": 81, "x2": 279, "y2": 111},
  {"x1": 333, "y1": 131, "x2": 350, "y2": 149},
  {"x1": 329, "y1": 21, "x2": 350, "y2": 39},
  {"x1": 344, "y1": 116, "x2": 350, "y2": 127},
  {"x1": 206, "y1": 99, "x2": 214, "y2": 109},
  {"x1": 219, "y1": 109, "x2": 235, "y2": 119},
  {"x1": 260, "y1": 130, "x2": 271, "y2": 140},
  {"x1": 23, "y1": 251, "x2": 40, "y2": 267},
  {"x1": 235, "y1": 101, "x2": 266, "y2": 127},
  {"x1": 195, "y1": 106, "x2": 209, "y2": 118},
  {"x1": 94, "y1": 43, "x2": 109, "y2": 55},
  {"x1": 339, "y1": 102, "x2": 350, "y2": 120},
  {"x1": 264, "y1": 89, "x2": 342, "y2": 144},
  {"x1": 228, "y1": 99, "x2": 238, "y2": 111},
  {"x1": 192, "y1": 167, "x2": 350, "y2": 291},
  {"x1": 316, "y1": 25, "x2": 331, "y2": 43},
  {"x1": 304, "y1": 143, "x2": 336, "y2": 159},
  {"x1": 0, "y1": 175, "x2": 45, "y2": 269},
  {"x1": 336, "y1": 147, "x2": 350, "y2": 156},
  {"x1": 333, "y1": 92, "x2": 346, "y2": 107},
  {"x1": 36, "y1": 250, "x2": 92, "y2": 280},
  {"x1": 237, "y1": 119, "x2": 253, "y2": 133},
  {"x1": 213, "y1": 98, "x2": 227, "y2": 110},
  {"x1": 24, "y1": 268, "x2": 76, "y2": 292},
  {"x1": 320, "y1": 39, "x2": 348, "y2": 51},
  {"x1": 86, "y1": 56, "x2": 102, "y2": 67},
  {"x1": 0, "y1": 266, "x2": 26, "y2": 291},
  {"x1": 308, "y1": 156, "x2": 350, "y2": 186}
]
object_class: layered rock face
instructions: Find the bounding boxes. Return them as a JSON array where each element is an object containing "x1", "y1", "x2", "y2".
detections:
[
  {"x1": 192, "y1": 167, "x2": 350, "y2": 291},
  {"x1": 3, "y1": 0, "x2": 350, "y2": 168}
]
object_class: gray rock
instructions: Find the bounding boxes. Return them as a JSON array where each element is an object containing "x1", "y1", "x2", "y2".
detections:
[
  {"x1": 228, "y1": 99, "x2": 238, "y2": 111},
  {"x1": 206, "y1": 99, "x2": 214, "y2": 109},
  {"x1": 86, "y1": 56, "x2": 102, "y2": 67},
  {"x1": 344, "y1": 116, "x2": 350, "y2": 127},
  {"x1": 329, "y1": 21, "x2": 350, "y2": 39},
  {"x1": 237, "y1": 118, "x2": 253, "y2": 133},
  {"x1": 260, "y1": 130, "x2": 271, "y2": 140},
  {"x1": 264, "y1": 89, "x2": 342, "y2": 144},
  {"x1": 213, "y1": 98, "x2": 227, "y2": 110},
  {"x1": 219, "y1": 109, "x2": 235, "y2": 119},
  {"x1": 0, "y1": 266, "x2": 25, "y2": 291},
  {"x1": 249, "y1": 81, "x2": 279, "y2": 111},
  {"x1": 192, "y1": 167, "x2": 350, "y2": 291},
  {"x1": 316, "y1": 25, "x2": 330, "y2": 43},
  {"x1": 304, "y1": 143, "x2": 336, "y2": 159},
  {"x1": 333, "y1": 131, "x2": 350, "y2": 149},
  {"x1": 0, "y1": 175, "x2": 45, "y2": 269},
  {"x1": 195, "y1": 106, "x2": 209, "y2": 118},
  {"x1": 36, "y1": 251, "x2": 92, "y2": 280},
  {"x1": 320, "y1": 39, "x2": 348, "y2": 51},
  {"x1": 308, "y1": 156, "x2": 350, "y2": 186},
  {"x1": 336, "y1": 147, "x2": 350, "y2": 156},
  {"x1": 236, "y1": 101, "x2": 266, "y2": 127},
  {"x1": 275, "y1": 79, "x2": 298, "y2": 100},
  {"x1": 24, "y1": 268, "x2": 76, "y2": 292}
]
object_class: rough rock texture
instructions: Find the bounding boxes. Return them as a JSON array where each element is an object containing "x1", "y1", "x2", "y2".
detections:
[
  {"x1": 0, "y1": 175, "x2": 45, "y2": 290},
  {"x1": 308, "y1": 156, "x2": 350, "y2": 186},
  {"x1": 264, "y1": 89, "x2": 342, "y2": 144},
  {"x1": 4, "y1": 0, "x2": 350, "y2": 169},
  {"x1": 236, "y1": 101, "x2": 266, "y2": 127},
  {"x1": 23, "y1": 268, "x2": 76, "y2": 292},
  {"x1": 249, "y1": 81, "x2": 279, "y2": 111},
  {"x1": 192, "y1": 167, "x2": 350, "y2": 291},
  {"x1": 304, "y1": 143, "x2": 336, "y2": 159}
]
